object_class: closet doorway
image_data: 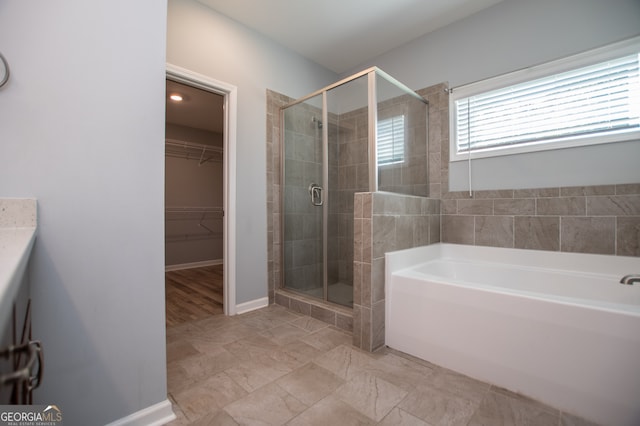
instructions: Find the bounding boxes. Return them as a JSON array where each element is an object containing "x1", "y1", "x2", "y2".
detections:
[{"x1": 164, "y1": 65, "x2": 237, "y2": 325}]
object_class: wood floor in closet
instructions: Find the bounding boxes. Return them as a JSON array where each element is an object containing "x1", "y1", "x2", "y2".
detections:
[{"x1": 165, "y1": 265, "x2": 223, "y2": 327}]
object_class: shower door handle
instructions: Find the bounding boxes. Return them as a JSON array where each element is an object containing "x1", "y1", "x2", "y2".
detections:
[{"x1": 308, "y1": 183, "x2": 323, "y2": 206}]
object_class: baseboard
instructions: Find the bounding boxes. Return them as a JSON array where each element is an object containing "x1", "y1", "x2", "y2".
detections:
[
  {"x1": 236, "y1": 297, "x2": 269, "y2": 314},
  {"x1": 165, "y1": 259, "x2": 223, "y2": 271},
  {"x1": 105, "y1": 399, "x2": 175, "y2": 426}
]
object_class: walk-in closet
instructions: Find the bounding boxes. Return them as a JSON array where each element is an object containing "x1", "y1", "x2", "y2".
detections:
[{"x1": 164, "y1": 79, "x2": 224, "y2": 326}]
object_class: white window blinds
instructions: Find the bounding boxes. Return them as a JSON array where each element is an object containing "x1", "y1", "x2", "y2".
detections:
[
  {"x1": 454, "y1": 52, "x2": 640, "y2": 156},
  {"x1": 377, "y1": 115, "x2": 405, "y2": 165}
]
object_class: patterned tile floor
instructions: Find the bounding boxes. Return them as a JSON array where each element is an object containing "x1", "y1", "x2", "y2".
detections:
[{"x1": 166, "y1": 304, "x2": 598, "y2": 425}]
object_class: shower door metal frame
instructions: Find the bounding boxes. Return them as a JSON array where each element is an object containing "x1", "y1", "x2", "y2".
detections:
[{"x1": 279, "y1": 66, "x2": 428, "y2": 304}]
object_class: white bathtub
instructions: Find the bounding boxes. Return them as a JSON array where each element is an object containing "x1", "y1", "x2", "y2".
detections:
[{"x1": 385, "y1": 243, "x2": 640, "y2": 426}]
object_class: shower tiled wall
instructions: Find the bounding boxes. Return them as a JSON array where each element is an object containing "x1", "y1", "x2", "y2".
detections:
[
  {"x1": 266, "y1": 90, "x2": 291, "y2": 305},
  {"x1": 353, "y1": 192, "x2": 440, "y2": 351},
  {"x1": 377, "y1": 94, "x2": 429, "y2": 197},
  {"x1": 329, "y1": 108, "x2": 368, "y2": 291}
]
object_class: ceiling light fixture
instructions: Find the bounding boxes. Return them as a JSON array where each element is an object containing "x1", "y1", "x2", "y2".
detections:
[{"x1": 170, "y1": 94, "x2": 183, "y2": 102}]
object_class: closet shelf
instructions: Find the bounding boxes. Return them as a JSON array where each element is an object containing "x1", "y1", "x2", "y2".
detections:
[
  {"x1": 165, "y1": 139, "x2": 223, "y2": 164},
  {"x1": 166, "y1": 232, "x2": 223, "y2": 242},
  {"x1": 165, "y1": 206, "x2": 223, "y2": 214}
]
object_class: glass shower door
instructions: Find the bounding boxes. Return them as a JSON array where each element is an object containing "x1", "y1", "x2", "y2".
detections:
[
  {"x1": 325, "y1": 75, "x2": 369, "y2": 307},
  {"x1": 282, "y1": 95, "x2": 324, "y2": 299}
]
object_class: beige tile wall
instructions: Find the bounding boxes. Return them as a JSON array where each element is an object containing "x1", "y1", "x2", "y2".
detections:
[
  {"x1": 441, "y1": 185, "x2": 640, "y2": 256},
  {"x1": 266, "y1": 89, "x2": 292, "y2": 305},
  {"x1": 419, "y1": 83, "x2": 640, "y2": 257},
  {"x1": 353, "y1": 192, "x2": 440, "y2": 351}
]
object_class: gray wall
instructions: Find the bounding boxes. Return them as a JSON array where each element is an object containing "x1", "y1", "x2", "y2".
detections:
[
  {"x1": 0, "y1": 1, "x2": 168, "y2": 424},
  {"x1": 167, "y1": 0, "x2": 337, "y2": 305},
  {"x1": 347, "y1": 0, "x2": 640, "y2": 191}
]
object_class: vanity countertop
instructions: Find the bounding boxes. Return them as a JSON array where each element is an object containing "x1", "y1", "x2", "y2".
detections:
[{"x1": 0, "y1": 199, "x2": 37, "y2": 332}]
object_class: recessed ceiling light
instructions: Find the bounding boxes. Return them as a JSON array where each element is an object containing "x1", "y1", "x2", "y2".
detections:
[{"x1": 170, "y1": 94, "x2": 183, "y2": 102}]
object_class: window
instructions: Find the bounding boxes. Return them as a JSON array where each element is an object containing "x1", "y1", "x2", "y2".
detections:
[
  {"x1": 451, "y1": 38, "x2": 640, "y2": 161},
  {"x1": 377, "y1": 114, "x2": 405, "y2": 165}
]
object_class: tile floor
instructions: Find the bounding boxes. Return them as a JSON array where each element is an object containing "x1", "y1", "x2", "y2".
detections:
[{"x1": 166, "y1": 304, "x2": 598, "y2": 426}]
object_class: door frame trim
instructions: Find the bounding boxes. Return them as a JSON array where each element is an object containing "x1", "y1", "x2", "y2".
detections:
[{"x1": 166, "y1": 63, "x2": 237, "y2": 315}]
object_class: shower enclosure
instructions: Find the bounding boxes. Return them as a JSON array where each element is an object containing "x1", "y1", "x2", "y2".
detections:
[{"x1": 281, "y1": 67, "x2": 428, "y2": 307}]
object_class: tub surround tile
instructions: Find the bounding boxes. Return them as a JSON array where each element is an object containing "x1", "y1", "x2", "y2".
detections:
[
  {"x1": 361, "y1": 262, "x2": 372, "y2": 307},
  {"x1": 493, "y1": 198, "x2": 536, "y2": 216},
  {"x1": 586, "y1": 195, "x2": 640, "y2": 216},
  {"x1": 362, "y1": 218, "x2": 372, "y2": 262},
  {"x1": 474, "y1": 189, "x2": 515, "y2": 199},
  {"x1": 475, "y1": 216, "x2": 514, "y2": 248},
  {"x1": 441, "y1": 199, "x2": 458, "y2": 215},
  {"x1": 457, "y1": 199, "x2": 494, "y2": 215},
  {"x1": 396, "y1": 216, "x2": 415, "y2": 250},
  {"x1": 514, "y1": 216, "x2": 560, "y2": 251},
  {"x1": 371, "y1": 258, "x2": 384, "y2": 304},
  {"x1": 561, "y1": 217, "x2": 616, "y2": 255},
  {"x1": 372, "y1": 215, "x2": 396, "y2": 259},
  {"x1": 442, "y1": 215, "x2": 475, "y2": 245},
  {"x1": 537, "y1": 197, "x2": 586, "y2": 216},
  {"x1": 616, "y1": 183, "x2": 640, "y2": 195},
  {"x1": 561, "y1": 185, "x2": 616, "y2": 196},
  {"x1": 616, "y1": 217, "x2": 640, "y2": 256},
  {"x1": 514, "y1": 187, "x2": 561, "y2": 198}
]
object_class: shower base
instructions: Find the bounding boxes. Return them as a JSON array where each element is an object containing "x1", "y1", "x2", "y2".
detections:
[
  {"x1": 297, "y1": 282, "x2": 354, "y2": 307},
  {"x1": 274, "y1": 288, "x2": 353, "y2": 334}
]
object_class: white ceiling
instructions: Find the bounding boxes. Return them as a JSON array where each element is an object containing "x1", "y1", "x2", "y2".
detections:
[
  {"x1": 167, "y1": 0, "x2": 505, "y2": 135},
  {"x1": 196, "y1": 0, "x2": 505, "y2": 73}
]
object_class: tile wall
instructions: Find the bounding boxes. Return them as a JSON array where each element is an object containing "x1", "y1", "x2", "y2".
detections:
[
  {"x1": 353, "y1": 192, "x2": 440, "y2": 351},
  {"x1": 266, "y1": 89, "x2": 290, "y2": 305},
  {"x1": 418, "y1": 83, "x2": 640, "y2": 257}
]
